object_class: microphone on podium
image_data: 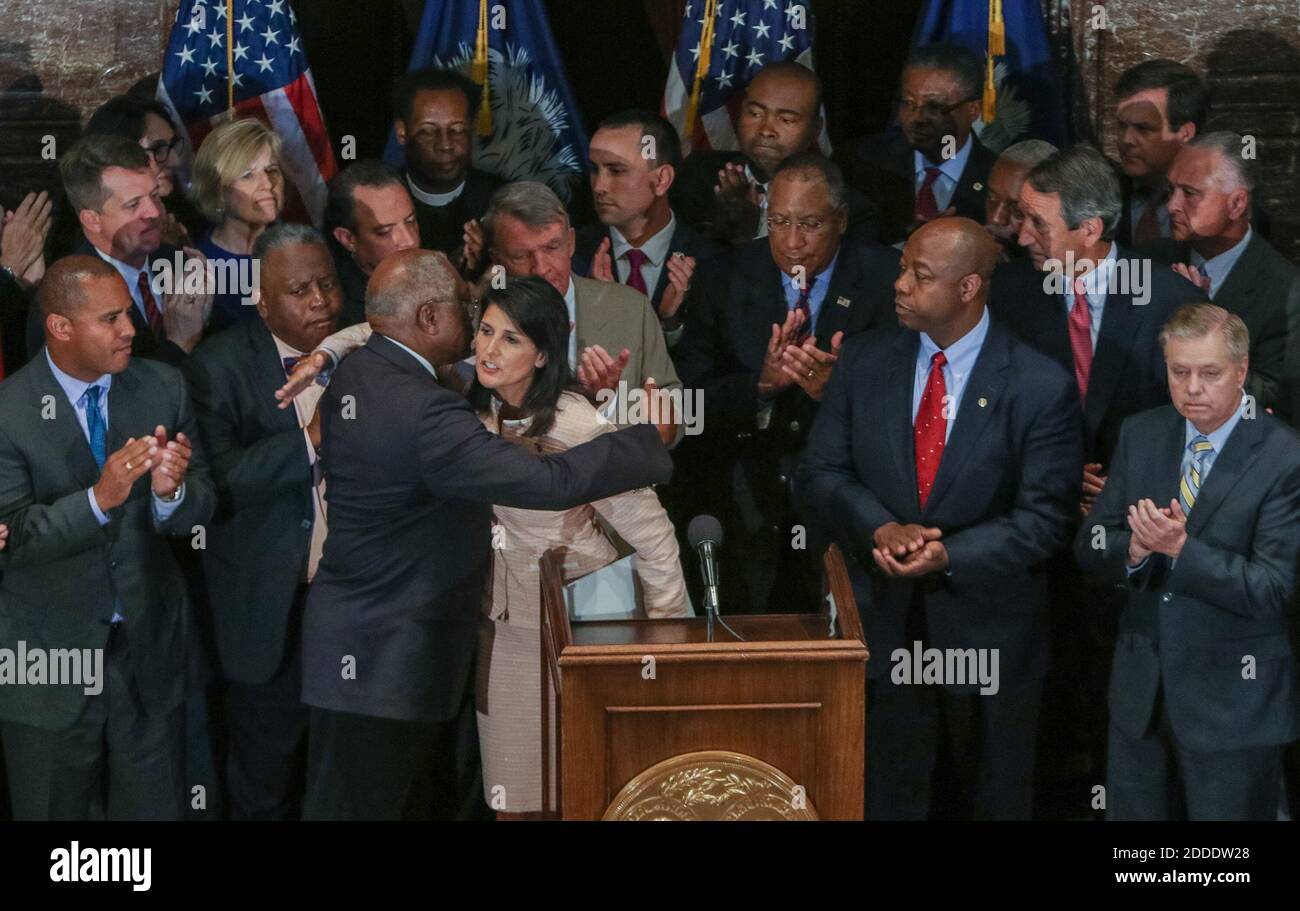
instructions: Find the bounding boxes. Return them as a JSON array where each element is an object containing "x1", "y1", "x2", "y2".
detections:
[{"x1": 689, "y1": 515, "x2": 739, "y2": 641}]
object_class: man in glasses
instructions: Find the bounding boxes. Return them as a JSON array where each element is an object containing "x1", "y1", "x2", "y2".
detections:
[
  {"x1": 842, "y1": 43, "x2": 998, "y2": 245},
  {"x1": 675, "y1": 153, "x2": 900, "y2": 613}
]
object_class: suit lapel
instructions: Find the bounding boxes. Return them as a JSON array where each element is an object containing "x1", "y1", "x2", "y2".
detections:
[
  {"x1": 33, "y1": 355, "x2": 101, "y2": 489},
  {"x1": 886, "y1": 331, "x2": 922, "y2": 515},
  {"x1": 249, "y1": 320, "x2": 301, "y2": 432},
  {"x1": 1184, "y1": 415, "x2": 1263, "y2": 536},
  {"x1": 1084, "y1": 286, "x2": 1144, "y2": 440},
  {"x1": 1150, "y1": 408, "x2": 1187, "y2": 510},
  {"x1": 923, "y1": 322, "x2": 1011, "y2": 514},
  {"x1": 812, "y1": 246, "x2": 858, "y2": 349},
  {"x1": 1210, "y1": 234, "x2": 1261, "y2": 306}
]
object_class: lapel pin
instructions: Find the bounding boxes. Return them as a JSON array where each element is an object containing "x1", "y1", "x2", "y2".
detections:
[
  {"x1": 836, "y1": 296, "x2": 851, "y2": 308},
  {"x1": 973, "y1": 181, "x2": 984, "y2": 192},
  {"x1": 978, "y1": 397, "x2": 988, "y2": 408}
]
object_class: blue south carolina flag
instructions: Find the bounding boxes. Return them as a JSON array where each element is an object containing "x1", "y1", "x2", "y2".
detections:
[
  {"x1": 385, "y1": 0, "x2": 589, "y2": 200},
  {"x1": 913, "y1": 0, "x2": 1069, "y2": 148}
]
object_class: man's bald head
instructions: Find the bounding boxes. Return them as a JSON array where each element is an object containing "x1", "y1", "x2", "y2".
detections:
[
  {"x1": 38, "y1": 254, "x2": 121, "y2": 318},
  {"x1": 911, "y1": 217, "x2": 1000, "y2": 285},
  {"x1": 895, "y1": 217, "x2": 998, "y2": 346},
  {"x1": 366, "y1": 249, "x2": 471, "y2": 365}
]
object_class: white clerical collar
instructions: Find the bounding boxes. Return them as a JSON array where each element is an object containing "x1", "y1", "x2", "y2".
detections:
[{"x1": 406, "y1": 174, "x2": 465, "y2": 207}]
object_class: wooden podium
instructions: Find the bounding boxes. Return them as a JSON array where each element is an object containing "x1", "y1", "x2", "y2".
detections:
[{"x1": 540, "y1": 544, "x2": 868, "y2": 820}]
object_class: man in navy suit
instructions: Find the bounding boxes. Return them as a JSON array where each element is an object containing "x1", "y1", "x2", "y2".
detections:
[
  {"x1": 990, "y1": 144, "x2": 1205, "y2": 814},
  {"x1": 572, "y1": 109, "x2": 716, "y2": 346},
  {"x1": 37, "y1": 135, "x2": 211, "y2": 365},
  {"x1": 839, "y1": 44, "x2": 998, "y2": 246},
  {"x1": 1075, "y1": 304, "x2": 1300, "y2": 820},
  {"x1": 675, "y1": 153, "x2": 900, "y2": 614},
  {"x1": 301, "y1": 249, "x2": 673, "y2": 820},
  {"x1": 797, "y1": 218, "x2": 1082, "y2": 819},
  {"x1": 182, "y1": 224, "x2": 345, "y2": 820}
]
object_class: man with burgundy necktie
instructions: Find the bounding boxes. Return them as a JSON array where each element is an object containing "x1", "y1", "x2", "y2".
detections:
[
  {"x1": 573, "y1": 109, "x2": 717, "y2": 345},
  {"x1": 1111, "y1": 60, "x2": 1207, "y2": 249},
  {"x1": 49, "y1": 135, "x2": 212, "y2": 366},
  {"x1": 798, "y1": 217, "x2": 1080, "y2": 819},
  {"x1": 990, "y1": 143, "x2": 1205, "y2": 817},
  {"x1": 840, "y1": 44, "x2": 997, "y2": 247},
  {"x1": 1075, "y1": 304, "x2": 1300, "y2": 820},
  {"x1": 676, "y1": 153, "x2": 900, "y2": 614},
  {"x1": 181, "y1": 224, "x2": 342, "y2": 820}
]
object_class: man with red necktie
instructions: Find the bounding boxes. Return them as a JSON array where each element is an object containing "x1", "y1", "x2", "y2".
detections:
[{"x1": 797, "y1": 218, "x2": 1081, "y2": 820}]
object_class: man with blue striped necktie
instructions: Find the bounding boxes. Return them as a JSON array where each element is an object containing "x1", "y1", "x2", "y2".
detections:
[
  {"x1": 1076, "y1": 303, "x2": 1300, "y2": 820},
  {"x1": 0, "y1": 255, "x2": 214, "y2": 820}
]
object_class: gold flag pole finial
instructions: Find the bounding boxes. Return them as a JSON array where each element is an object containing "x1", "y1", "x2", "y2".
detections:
[
  {"x1": 684, "y1": 0, "x2": 718, "y2": 148},
  {"x1": 473, "y1": 0, "x2": 492, "y2": 136},
  {"x1": 226, "y1": 0, "x2": 236, "y2": 115},
  {"x1": 983, "y1": 0, "x2": 1004, "y2": 123}
]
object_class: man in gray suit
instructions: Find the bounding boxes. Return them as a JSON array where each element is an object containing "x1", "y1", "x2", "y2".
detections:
[
  {"x1": 1165, "y1": 132, "x2": 1297, "y2": 413},
  {"x1": 0, "y1": 255, "x2": 214, "y2": 819},
  {"x1": 1075, "y1": 303, "x2": 1300, "y2": 820}
]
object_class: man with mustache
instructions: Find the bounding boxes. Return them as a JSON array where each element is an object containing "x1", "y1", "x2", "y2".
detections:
[
  {"x1": 181, "y1": 224, "x2": 344, "y2": 820},
  {"x1": 842, "y1": 44, "x2": 997, "y2": 246}
]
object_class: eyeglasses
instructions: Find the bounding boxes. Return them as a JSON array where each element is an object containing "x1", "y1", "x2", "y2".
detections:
[
  {"x1": 897, "y1": 97, "x2": 978, "y2": 119},
  {"x1": 142, "y1": 136, "x2": 181, "y2": 165},
  {"x1": 766, "y1": 215, "x2": 832, "y2": 236}
]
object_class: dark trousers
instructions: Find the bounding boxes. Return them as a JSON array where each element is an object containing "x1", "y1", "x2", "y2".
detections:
[
  {"x1": 866, "y1": 675, "x2": 1043, "y2": 821},
  {"x1": 1, "y1": 625, "x2": 185, "y2": 820},
  {"x1": 1107, "y1": 687, "x2": 1284, "y2": 821},
  {"x1": 222, "y1": 588, "x2": 309, "y2": 821},
  {"x1": 303, "y1": 676, "x2": 487, "y2": 821}
]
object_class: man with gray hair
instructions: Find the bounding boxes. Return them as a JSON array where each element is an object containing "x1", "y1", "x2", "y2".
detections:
[
  {"x1": 180, "y1": 222, "x2": 343, "y2": 819},
  {"x1": 298, "y1": 249, "x2": 672, "y2": 819},
  {"x1": 1164, "y1": 131, "x2": 1296, "y2": 413},
  {"x1": 1076, "y1": 303, "x2": 1300, "y2": 820},
  {"x1": 483, "y1": 180, "x2": 681, "y2": 419},
  {"x1": 989, "y1": 144, "x2": 1204, "y2": 815},
  {"x1": 984, "y1": 139, "x2": 1057, "y2": 258}
]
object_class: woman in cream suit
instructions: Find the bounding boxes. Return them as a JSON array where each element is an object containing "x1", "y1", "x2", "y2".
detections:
[{"x1": 467, "y1": 277, "x2": 688, "y2": 818}]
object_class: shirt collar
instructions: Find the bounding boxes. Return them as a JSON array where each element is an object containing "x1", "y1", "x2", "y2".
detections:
[
  {"x1": 1185, "y1": 398, "x2": 1245, "y2": 453},
  {"x1": 744, "y1": 163, "x2": 768, "y2": 195},
  {"x1": 1075, "y1": 242, "x2": 1118, "y2": 302},
  {"x1": 45, "y1": 347, "x2": 112, "y2": 405},
  {"x1": 609, "y1": 212, "x2": 677, "y2": 267},
  {"x1": 406, "y1": 174, "x2": 465, "y2": 207},
  {"x1": 563, "y1": 277, "x2": 577, "y2": 310},
  {"x1": 783, "y1": 249, "x2": 840, "y2": 303},
  {"x1": 380, "y1": 334, "x2": 438, "y2": 378},
  {"x1": 915, "y1": 132, "x2": 973, "y2": 182},
  {"x1": 270, "y1": 333, "x2": 306, "y2": 359},
  {"x1": 91, "y1": 243, "x2": 148, "y2": 289},
  {"x1": 919, "y1": 305, "x2": 991, "y2": 372},
  {"x1": 1190, "y1": 227, "x2": 1252, "y2": 297}
]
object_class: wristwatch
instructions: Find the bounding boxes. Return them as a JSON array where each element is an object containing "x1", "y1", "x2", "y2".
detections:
[{"x1": 159, "y1": 482, "x2": 185, "y2": 503}]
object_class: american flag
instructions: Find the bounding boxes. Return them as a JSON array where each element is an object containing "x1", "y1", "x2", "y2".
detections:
[
  {"x1": 662, "y1": 0, "x2": 829, "y2": 155},
  {"x1": 158, "y1": 0, "x2": 337, "y2": 226}
]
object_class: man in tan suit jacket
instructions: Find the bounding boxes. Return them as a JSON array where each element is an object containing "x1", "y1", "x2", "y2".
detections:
[{"x1": 481, "y1": 181, "x2": 681, "y2": 420}]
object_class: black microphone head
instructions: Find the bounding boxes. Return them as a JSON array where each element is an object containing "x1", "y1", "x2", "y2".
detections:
[{"x1": 688, "y1": 514, "x2": 724, "y2": 549}]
